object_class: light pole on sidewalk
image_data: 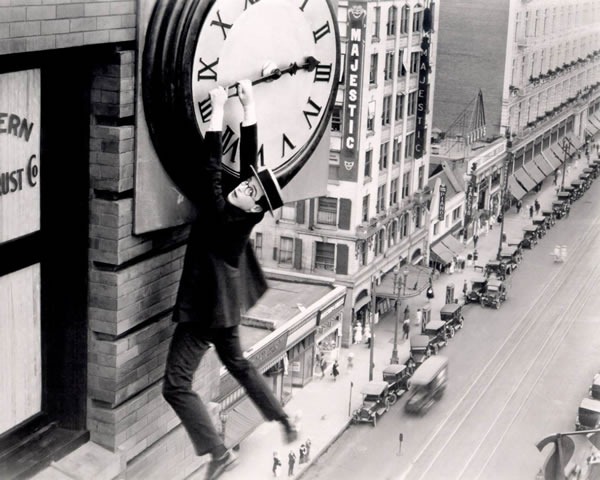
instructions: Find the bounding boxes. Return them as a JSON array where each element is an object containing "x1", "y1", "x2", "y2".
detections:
[
  {"x1": 390, "y1": 267, "x2": 410, "y2": 364},
  {"x1": 496, "y1": 131, "x2": 513, "y2": 260},
  {"x1": 368, "y1": 277, "x2": 376, "y2": 381},
  {"x1": 560, "y1": 137, "x2": 570, "y2": 191}
]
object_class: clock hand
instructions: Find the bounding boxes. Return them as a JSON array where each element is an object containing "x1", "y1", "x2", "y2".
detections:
[{"x1": 227, "y1": 57, "x2": 320, "y2": 97}]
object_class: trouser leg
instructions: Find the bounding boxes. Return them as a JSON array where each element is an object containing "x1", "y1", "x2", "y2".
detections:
[
  {"x1": 212, "y1": 326, "x2": 286, "y2": 421},
  {"x1": 162, "y1": 323, "x2": 222, "y2": 456}
]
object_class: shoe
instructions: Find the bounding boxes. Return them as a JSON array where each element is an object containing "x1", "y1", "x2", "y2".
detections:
[{"x1": 205, "y1": 450, "x2": 238, "y2": 480}]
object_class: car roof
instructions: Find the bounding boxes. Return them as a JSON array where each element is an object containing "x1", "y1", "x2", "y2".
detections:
[
  {"x1": 523, "y1": 226, "x2": 538, "y2": 231},
  {"x1": 440, "y1": 303, "x2": 461, "y2": 314},
  {"x1": 425, "y1": 320, "x2": 446, "y2": 330},
  {"x1": 487, "y1": 278, "x2": 503, "y2": 287},
  {"x1": 410, "y1": 334, "x2": 430, "y2": 348},
  {"x1": 383, "y1": 364, "x2": 407, "y2": 375},
  {"x1": 360, "y1": 381, "x2": 389, "y2": 395},
  {"x1": 580, "y1": 398, "x2": 600, "y2": 412},
  {"x1": 410, "y1": 356, "x2": 448, "y2": 385}
]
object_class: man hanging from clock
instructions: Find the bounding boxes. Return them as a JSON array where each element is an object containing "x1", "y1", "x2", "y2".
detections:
[{"x1": 162, "y1": 80, "x2": 299, "y2": 480}]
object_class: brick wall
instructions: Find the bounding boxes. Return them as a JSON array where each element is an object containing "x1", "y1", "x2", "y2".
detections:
[
  {"x1": 0, "y1": 0, "x2": 136, "y2": 55},
  {"x1": 86, "y1": 48, "x2": 220, "y2": 475}
]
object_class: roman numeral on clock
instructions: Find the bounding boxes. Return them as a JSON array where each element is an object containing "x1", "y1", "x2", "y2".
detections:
[
  {"x1": 314, "y1": 64, "x2": 332, "y2": 82},
  {"x1": 281, "y1": 134, "x2": 296, "y2": 158},
  {"x1": 210, "y1": 10, "x2": 232, "y2": 40},
  {"x1": 313, "y1": 22, "x2": 330, "y2": 43},
  {"x1": 303, "y1": 98, "x2": 322, "y2": 129},
  {"x1": 257, "y1": 144, "x2": 265, "y2": 167},
  {"x1": 222, "y1": 126, "x2": 239, "y2": 160},
  {"x1": 198, "y1": 97, "x2": 212, "y2": 123},
  {"x1": 197, "y1": 57, "x2": 219, "y2": 81},
  {"x1": 298, "y1": 0, "x2": 309, "y2": 12}
]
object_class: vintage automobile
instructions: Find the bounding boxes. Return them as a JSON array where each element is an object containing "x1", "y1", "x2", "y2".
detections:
[
  {"x1": 580, "y1": 172, "x2": 592, "y2": 189},
  {"x1": 485, "y1": 260, "x2": 508, "y2": 280},
  {"x1": 575, "y1": 397, "x2": 600, "y2": 431},
  {"x1": 465, "y1": 275, "x2": 488, "y2": 304},
  {"x1": 480, "y1": 278, "x2": 507, "y2": 309},
  {"x1": 439, "y1": 303, "x2": 464, "y2": 335},
  {"x1": 522, "y1": 226, "x2": 539, "y2": 249},
  {"x1": 499, "y1": 248, "x2": 521, "y2": 274},
  {"x1": 541, "y1": 209, "x2": 555, "y2": 227},
  {"x1": 571, "y1": 180, "x2": 585, "y2": 198},
  {"x1": 409, "y1": 334, "x2": 433, "y2": 367},
  {"x1": 422, "y1": 319, "x2": 449, "y2": 351},
  {"x1": 552, "y1": 200, "x2": 570, "y2": 220},
  {"x1": 405, "y1": 355, "x2": 448, "y2": 415},
  {"x1": 382, "y1": 364, "x2": 411, "y2": 405},
  {"x1": 351, "y1": 381, "x2": 391, "y2": 426},
  {"x1": 557, "y1": 191, "x2": 572, "y2": 205},
  {"x1": 532, "y1": 216, "x2": 548, "y2": 237}
]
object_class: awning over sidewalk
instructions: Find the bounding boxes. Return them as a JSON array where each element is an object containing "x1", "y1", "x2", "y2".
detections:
[
  {"x1": 523, "y1": 163, "x2": 545, "y2": 184},
  {"x1": 224, "y1": 397, "x2": 265, "y2": 448},
  {"x1": 542, "y1": 151, "x2": 561, "y2": 170},
  {"x1": 430, "y1": 242, "x2": 453, "y2": 265},
  {"x1": 507, "y1": 176, "x2": 527, "y2": 200},
  {"x1": 533, "y1": 154, "x2": 553, "y2": 176},
  {"x1": 514, "y1": 168, "x2": 537, "y2": 191},
  {"x1": 566, "y1": 134, "x2": 583, "y2": 151},
  {"x1": 440, "y1": 234, "x2": 465, "y2": 256}
]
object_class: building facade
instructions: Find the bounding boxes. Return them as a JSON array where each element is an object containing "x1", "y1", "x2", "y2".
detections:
[
  {"x1": 433, "y1": 0, "x2": 600, "y2": 234},
  {"x1": 253, "y1": 0, "x2": 439, "y2": 347}
]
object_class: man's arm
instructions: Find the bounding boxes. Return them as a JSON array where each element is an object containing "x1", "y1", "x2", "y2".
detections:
[{"x1": 237, "y1": 80, "x2": 258, "y2": 180}]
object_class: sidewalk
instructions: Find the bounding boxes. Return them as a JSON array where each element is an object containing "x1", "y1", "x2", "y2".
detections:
[{"x1": 205, "y1": 151, "x2": 594, "y2": 480}]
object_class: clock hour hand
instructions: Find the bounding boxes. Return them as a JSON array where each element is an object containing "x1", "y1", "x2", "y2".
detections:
[{"x1": 227, "y1": 57, "x2": 320, "y2": 97}]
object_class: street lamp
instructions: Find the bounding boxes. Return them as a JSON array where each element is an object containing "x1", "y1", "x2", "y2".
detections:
[
  {"x1": 560, "y1": 137, "x2": 570, "y2": 191},
  {"x1": 497, "y1": 130, "x2": 513, "y2": 260},
  {"x1": 390, "y1": 268, "x2": 401, "y2": 364},
  {"x1": 368, "y1": 276, "x2": 376, "y2": 381}
]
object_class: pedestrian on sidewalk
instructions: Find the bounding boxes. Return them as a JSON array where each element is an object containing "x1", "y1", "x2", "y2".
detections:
[
  {"x1": 449, "y1": 258, "x2": 455, "y2": 274},
  {"x1": 287, "y1": 451, "x2": 296, "y2": 477},
  {"x1": 415, "y1": 308, "x2": 423, "y2": 330},
  {"x1": 305, "y1": 438, "x2": 312, "y2": 462},
  {"x1": 273, "y1": 452, "x2": 282, "y2": 477},
  {"x1": 473, "y1": 233, "x2": 479, "y2": 249},
  {"x1": 402, "y1": 318, "x2": 410, "y2": 340},
  {"x1": 331, "y1": 360, "x2": 339, "y2": 381},
  {"x1": 364, "y1": 323, "x2": 371, "y2": 347},
  {"x1": 553, "y1": 170, "x2": 559, "y2": 185},
  {"x1": 462, "y1": 279, "x2": 468, "y2": 299},
  {"x1": 162, "y1": 82, "x2": 299, "y2": 480},
  {"x1": 516, "y1": 199, "x2": 522, "y2": 213},
  {"x1": 319, "y1": 358, "x2": 327, "y2": 379},
  {"x1": 404, "y1": 305, "x2": 410, "y2": 321},
  {"x1": 534, "y1": 199, "x2": 540, "y2": 214},
  {"x1": 347, "y1": 352, "x2": 354, "y2": 370},
  {"x1": 426, "y1": 282, "x2": 435, "y2": 301},
  {"x1": 299, "y1": 444, "x2": 307, "y2": 465},
  {"x1": 353, "y1": 321, "x2": 362, "y2": 344},
  {"x1": 529, "y1": 205, "x2": 534, "y2": 218}
]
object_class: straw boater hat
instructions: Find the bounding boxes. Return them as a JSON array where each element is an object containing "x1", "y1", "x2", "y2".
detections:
[{"x1": 249, "y1": 165, "x2": 284, "y2": 214}]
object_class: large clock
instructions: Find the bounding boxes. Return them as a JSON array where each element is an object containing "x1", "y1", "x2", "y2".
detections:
[{"x1": 143, "y1": 0, "x2": 340, "y2": 202}]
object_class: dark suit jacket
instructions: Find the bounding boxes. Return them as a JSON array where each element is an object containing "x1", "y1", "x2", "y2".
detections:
[{"x1": 172, "y1": 124, "x2": 268, "y2": 328}]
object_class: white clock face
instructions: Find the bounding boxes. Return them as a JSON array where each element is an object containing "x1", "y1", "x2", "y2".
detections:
[{"x1": 190, "y1": 0, "x2": 339, "y2": 179}]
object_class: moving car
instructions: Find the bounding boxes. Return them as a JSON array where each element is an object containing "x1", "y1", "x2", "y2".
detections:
[
  {"x1": 575, "y1": 398, "x2": 600, "y2": 431},
  {"x1": 351, "y1": 381, "x2": 391, "y2": 426},
  {"x1": 405, "y1": 355, "x2": 448, "y2": 415}
]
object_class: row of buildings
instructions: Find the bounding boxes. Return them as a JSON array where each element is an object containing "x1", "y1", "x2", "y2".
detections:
[{"x1": 0, "y1": 0, "x2": 598, "y2": 478}]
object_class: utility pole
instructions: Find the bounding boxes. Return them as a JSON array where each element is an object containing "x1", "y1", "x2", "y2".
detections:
[
  {"x1": 369, "y1": 276, "x2": 376, "y2": 381},
  {"x1": 561, "y1": 137, "x2": 570, "y2": 191},
  {"x1": 390, "y1": 268, "x2": 400, "y2": 364},
  {"x1": 497, "y1": 130, "x2": 512, "y2": 260}
]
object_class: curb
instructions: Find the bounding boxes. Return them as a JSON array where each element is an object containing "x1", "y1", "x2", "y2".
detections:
[{"x1": 295, "y1": 419, "x2": 352, "y2": 479}]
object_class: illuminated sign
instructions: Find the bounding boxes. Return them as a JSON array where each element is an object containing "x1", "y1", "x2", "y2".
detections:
[
  {"x1": 414, "y1": 36, "x2": 430, "y2": 159},
  {"x1": 339, "y1": 3, "x2": 366, "y2": 182}
]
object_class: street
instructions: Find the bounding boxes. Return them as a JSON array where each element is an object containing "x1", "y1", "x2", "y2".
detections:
[{"x1": 305, "y1": 178, "x2": 600, "y2": 480}]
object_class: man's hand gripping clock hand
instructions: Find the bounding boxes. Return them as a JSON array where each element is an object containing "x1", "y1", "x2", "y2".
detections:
[
  {"x1": 236, "y1": 79, "x2": 256, "y2": 126},
  {"x1": 208, "y1": 86, "x2": 228, "y2": 132}
]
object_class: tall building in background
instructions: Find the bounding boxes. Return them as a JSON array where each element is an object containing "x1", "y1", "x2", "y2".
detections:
[
  {"x1": 254, "y1": 0, "x2": 439, "y2": 347},
  {"x1": 431, "y1": 0, "x2": 600, "y2": 250}
]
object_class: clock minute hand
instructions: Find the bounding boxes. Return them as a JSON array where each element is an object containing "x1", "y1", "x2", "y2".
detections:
[{"x1": 227, "y1": 57, "x2": 320, "y2": 97}]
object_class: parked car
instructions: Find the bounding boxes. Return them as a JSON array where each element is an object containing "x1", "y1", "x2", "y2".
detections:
[
  {"x1": 480, "y1": 278, "x2": 507, "y2": 309},
  {"x1": 351, "y1": 381, "x2": 391, "y2": 426},
  {"x1": 498, "y1": 248, "x2": 520, "y2": 274},
  {"x1": 439, "y1": 303, "x2": 464, "y2": 335},
  {"x1": 465, "y1": 276, "x2": 487, "y2": 304},
  {"x1": 405, "y1": 355, "x2": 448, "y2": 415},
  {"x1": 382, "y1": 364, "x2": 411, "y2": 405},
  {"x1": 485, "y1": 260, "x2": 508, "y2": 280},
  {"x1": 410, "y1": 334, "x2": 433, "y2": 367},
  {"x1": 552, "y1": 200, "x2": 569, "y2": 220},
  {"x1": 522, "y1": 226, "x2": 539, "y2": 249},
  {"x1": 575, "y1": 398, "x2": 600, "y2": 431},
  {"x1": 422, "y1": 320, "x2": 449, "y2": 352}
]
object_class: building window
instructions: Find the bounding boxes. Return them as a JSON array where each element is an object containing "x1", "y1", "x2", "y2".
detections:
[
  {"x1": 379, "y1": 142, "x2": 389, "y2": 170},
  {"x1": 400, "y1": 212, "x2": 409, "y2": 237},
  {"x1": 279, "y1": 236, "x2": 294, "y2": 265},
  {"x1": 382, "y1": 95, "x2": 392, "y2": 125},
  {"x1": 390, "y1": 178, "x2": 398, "y2": 205},
  {"x1": 369, "y1": 53, "x2": 378, "y2": 84},
  {"x1": 395, "y1": 94, "x2": 404, "y2": 120},
  {"x1": 372, "y1": 6, "x2": 380, "y2": 39},
  {"x1": 407, "y1": 91, "x2": 417, "y2": 116},
  {"x1": 452, "y1": 206, "x2": 462, "y2": 221},
  {"x1": 412, "y1": 10, "x2": 422, "y2": 33},
  {"x1": 362, "y1": 194, "x2": 370, "y2": 221},
  {"x1": 374, "y1": 229, "x2": 384, "y2": 256},
  {"x1": 384, "y1": 52, "x2": 394, "y2": 81},
  {"x1": 402, "y1": 171, "x2": 410, "y2": 198},
  {"x1": 364, "y1": 149, "x2": 372, "y2": 178},
  {"x1": 400, "y1": 5, "x2": 409, "y2": 34},
  {"x1": 414, "y1": 206, "x2": 422, "y2": 228},
  {"x1": 315, "y1": 241, "x2": 335, "y2": 271},
  {"x1": 392, "y1": 137, "x2": 402, "y2": 164},
  {"x1": 387, "y1": 6, "x2": 397, "y2": 36},
  {"x1": 398, "y1": 49, "x2": 406, "y2": 77},
  {"x1": 367, "y1": 100, "x2": 376, "y2": 131},
  {"x1": 317, "y1": 197, "x2": 337, "y2": 225},
  {"x1": 405, "y1": 132, "x2": 415, "y2": 158},
  {"x1": 255, "y1": 232, "x2": 263, "y2": 258},
  {"x1": 376, "y1": 184, "x2": 386, "y2": 213},
  {"x1": 331, "y1": 105, "x2": 341, "y2": 132},
  {"x1": 417, "y1": 166, "x2": 424, "y2": 190},
  {"x1": 280, "y1": 202, "x2": 296, "y2": 221},
  {"x1": 433, "y1": 222, "x2": 439, "y2": 235},
  {"x1": 410, "y1": 52, "x2": 419, "y2": 74}
]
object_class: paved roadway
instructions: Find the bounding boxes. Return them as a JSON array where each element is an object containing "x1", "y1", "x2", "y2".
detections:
[{"x1": 305, "y1": 179, "x2": 600, "y2": 480}]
